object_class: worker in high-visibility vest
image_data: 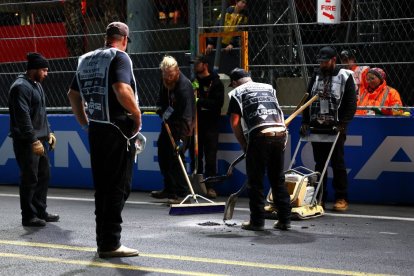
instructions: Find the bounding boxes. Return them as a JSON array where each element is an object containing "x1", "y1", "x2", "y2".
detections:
[{"x1": 356, "y1": 67, "x2": 403, "y2": 116}]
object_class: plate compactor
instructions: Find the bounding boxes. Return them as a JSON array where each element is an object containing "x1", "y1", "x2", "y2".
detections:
[{"x1": 265, "y1": 130, "x2": 340, "y2": 220}]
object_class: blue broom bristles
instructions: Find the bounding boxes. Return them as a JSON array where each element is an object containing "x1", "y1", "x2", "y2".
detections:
[{"x1": 169, "y1": 202, "x2": 225, "y2": 215}]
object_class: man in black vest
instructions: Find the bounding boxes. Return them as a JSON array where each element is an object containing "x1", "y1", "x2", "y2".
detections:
[
  {"x1": 68, "y1": 22, "x2": 141, "y2": 258},
  {"x1": 300, "y1": 46, "x2": 357, "y2": 211},
  {"x1": 227, "y1": 68, "x2": 291, "y2": 231},
  {"x1": 9, "y1": 52, "x2": 59, "y2": 227}
]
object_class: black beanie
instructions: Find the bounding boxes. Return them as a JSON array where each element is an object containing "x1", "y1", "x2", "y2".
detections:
[{"x1": 27, "y1": 52, "x2": 49, "y2": 70}]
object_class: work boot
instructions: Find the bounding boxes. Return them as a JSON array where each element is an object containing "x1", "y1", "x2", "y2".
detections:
[
  {"x1": 264, "y1": 204, "x2": 277, "y2": 212},
  {"x1": 150, "y1": 190, "x2": 177, "y2": 200},
  {"x1": 40, "y1": 213, "x2": 60, "y2": 222},
  {"x1": 167, "y1": 197, "x2": 191, "y2": 205},
  {"x1": 241, "y1": 221, "x2": 264, "y2": 231},
  {"x1": 98, "y1": 245, "x2": 139, "y2": 258},
  {"x1": 206, "y1": 188, "x2": 217, "y2": 199},
  {"x1": 273, "y1": 221, "x2": 291, "y2": 231},
  {"x1": 22, "y1": 217, "x2": 46, "y2": 227},
  {"x1": 333, "y1": 199, "x2": 348, "y2": 211}
]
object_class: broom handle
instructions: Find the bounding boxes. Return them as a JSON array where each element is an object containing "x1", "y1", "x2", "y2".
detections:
[
  {"x1": 163, "y1": 121, "x2": 197, "y2": 199},
  {"x1": 284, "y1": 94, "x2": 319, "y2": 127},
  {"x1": 194, "y1": 97, "x2": 198, "y2": 175}
]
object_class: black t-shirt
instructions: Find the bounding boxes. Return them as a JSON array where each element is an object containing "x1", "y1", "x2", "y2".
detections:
[{"x1": 227, "y1": 96, "x2": 241, "y2": 115}]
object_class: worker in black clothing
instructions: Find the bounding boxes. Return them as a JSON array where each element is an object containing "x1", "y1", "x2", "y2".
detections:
[
  {"x1": 300, "y1": 46, "x2": 357, "y2": 211},
  {"x1": 8, "y1": 52, "x2": 59, "y2": 227},
  {"x1": 227, "y1": 68, "x2": 291, "y2": 231},
  {"x1": 151, "y1": 55, "x2": 195, "y2": 201},
  {"x1": 68, "y1": 22, "x2": 141, "y2": 258},
  {"x1": 189, "y1": 55, "x2": 224, "y2": 198}
]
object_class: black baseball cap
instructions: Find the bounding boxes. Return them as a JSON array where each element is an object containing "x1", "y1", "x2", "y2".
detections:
[
  {"x1": 106, "y1": 22, "x2": 131, "y2": 42},
  {"x1": 228, "y1": 68, "x2": 250, "y2": 87},
  {"x1": 316, "y1": 46, "x2": 337, "y2": 62},
  {"x1": 340, "y1": 49, "x2": 356, "y2": 59},
  {"x1": 190, "y1": 55, "x2": 209, "y2": 64}
]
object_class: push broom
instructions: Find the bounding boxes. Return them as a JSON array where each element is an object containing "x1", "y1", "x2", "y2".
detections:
[{"x1": 163, "y1": 120, "x2": 225, "y2": 215}]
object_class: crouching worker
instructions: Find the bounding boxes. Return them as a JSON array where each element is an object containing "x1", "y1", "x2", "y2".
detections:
[{"x1": 227, "y1": 68, "x2": 291, "y2": 231}]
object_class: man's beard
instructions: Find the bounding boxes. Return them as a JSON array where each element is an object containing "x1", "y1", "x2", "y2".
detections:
[
  {"x1": 163, "y1": 80, "x2": 177, "y2": 90},
  {"x1": 320, "y1": 66, "x2": 334, "y2": 76},
  {"x1": 34, "y1": 72, "x2": 44, "y2": 82}
]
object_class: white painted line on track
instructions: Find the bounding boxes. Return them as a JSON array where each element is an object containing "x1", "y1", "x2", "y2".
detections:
[
  {"x1": 1, "y1": 193, "x2": 414, "y2": 221},
  {"x1": 323, "y1": 212, "x2": 414, "y2": 222}
]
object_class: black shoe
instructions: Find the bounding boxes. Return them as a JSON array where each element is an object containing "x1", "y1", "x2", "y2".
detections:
[
  {"x1": 241, "y1": 221, "x2": 264, "y2": 231},
  {"x1": 273, "y1": 221, "x2": 291, "y2": 231},
  {"x1": 22, "y1": 217, "x2": 46, "y2": 227},
  {"x1": 150, "y1": 190, "x2": 177, "y2": 199},
  {"x1": 42, "y1": 213, "x2": 59, "y2": 222}
]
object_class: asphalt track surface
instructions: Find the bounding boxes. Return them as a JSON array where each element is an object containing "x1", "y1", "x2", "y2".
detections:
[{"x1": 0, "y1": 185, "x2": 413, "y2": 276}]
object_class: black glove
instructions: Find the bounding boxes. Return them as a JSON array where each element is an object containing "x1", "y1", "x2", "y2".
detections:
[
  {"x1": 335, "y1": 123, "x2": 347, "y2": 134},
  {"x1": 300, "y1": 124, "x2": 309, "y2": 137}
]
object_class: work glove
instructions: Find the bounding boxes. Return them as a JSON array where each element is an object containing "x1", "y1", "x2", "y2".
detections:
[
  {"x1": 32, "y1": 140, "x2": 45, "y2": 156},
  {"x1": 299, "y1": 124, "x2": 309, "y2": 137},
  {"x1": 175, "y1": 139, "x2": 184, "y2": 153},
  {"x1": 335, "y1": 123, "x2": 347, "y2": 134},
  {"x1": 48, "y1": 133, "x2": 57, "y2": 151}
]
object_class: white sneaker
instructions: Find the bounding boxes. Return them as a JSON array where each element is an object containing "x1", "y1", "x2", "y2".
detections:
[{"x1": 98, "y1": 245, "x2": 139, "y2": 258}]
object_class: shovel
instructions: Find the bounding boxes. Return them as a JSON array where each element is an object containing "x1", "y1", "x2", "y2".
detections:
[
  {"x1": 201, "y1": 153, "x2": 246, "y2": 184},
  {"x1": 189, "y1": 98, "x2": 207, "y2": 195},
  {"x1": 223, "y1": 179, "x2": 248, "y2": 221}
]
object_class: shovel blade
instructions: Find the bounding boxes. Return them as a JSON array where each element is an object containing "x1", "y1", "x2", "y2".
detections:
[{"x1": 223, "y1": 193, "x2": 238, "y2": 221}]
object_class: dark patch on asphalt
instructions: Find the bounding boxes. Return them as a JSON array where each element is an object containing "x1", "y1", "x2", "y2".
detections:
[{"x1": 198, "y1": 221, "x2": 221, "y2": 226}]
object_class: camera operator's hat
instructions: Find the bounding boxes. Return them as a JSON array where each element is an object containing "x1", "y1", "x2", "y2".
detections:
[
  {"x1": 340, "y1": 49, "x2": 356, "y2": 59},
  {"x1": 228, "y1": 67, "x2": 250, "y2": 87},
  {"x1": 316, "y1": 46, "x2": 337, "y2": 62},
  {"x1": 106, "y1": 22, "x2": 131, "y2": 42}
]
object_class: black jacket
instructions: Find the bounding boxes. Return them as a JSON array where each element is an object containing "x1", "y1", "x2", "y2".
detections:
[
  {"x1": 157, "y1": 72, "x2": 195, "y2": 139},
  {"x1": 195, "y1": 72, "x2": 224, "y2": 123},
  {"x1": 8, "y1": 74, "x2": 51, "y2": 142}
]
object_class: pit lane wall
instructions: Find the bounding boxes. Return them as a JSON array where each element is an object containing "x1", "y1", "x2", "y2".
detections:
[{"x1": 1, "y1": 114, "x2": 413, "y2": 204}]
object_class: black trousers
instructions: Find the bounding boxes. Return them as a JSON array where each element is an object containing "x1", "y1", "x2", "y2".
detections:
[
  {"x1": 311, "y1": 132, "x2": 348, "y2": 202},
  {"x1": 246, "y1": 135, "x2": 291, "y2": 226},
  {"x1": 157, "y1": 125, "x2": 189, "y2": 197},
  {"x1": 13, "y1": 139, "x2": 50, "y2": 221},
  {"x1": 189, "y1": 117, "x2": 219, "y2": 189},
  {"x1": 89, "y1": 122, "x2": 135, "y2": 251}
]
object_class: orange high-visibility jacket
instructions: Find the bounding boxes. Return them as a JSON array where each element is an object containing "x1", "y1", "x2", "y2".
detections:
[{"x1": 356, "y1": 80, "x2": 402, "y2": 115}]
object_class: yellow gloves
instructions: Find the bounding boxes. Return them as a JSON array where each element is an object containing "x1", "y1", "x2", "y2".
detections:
[
  {"x1": 48, "y1": 133, "x2": 57, "y2": 151},
  {"x1": 32, "y1": 140, "x2": 45, "y2": 156}
]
